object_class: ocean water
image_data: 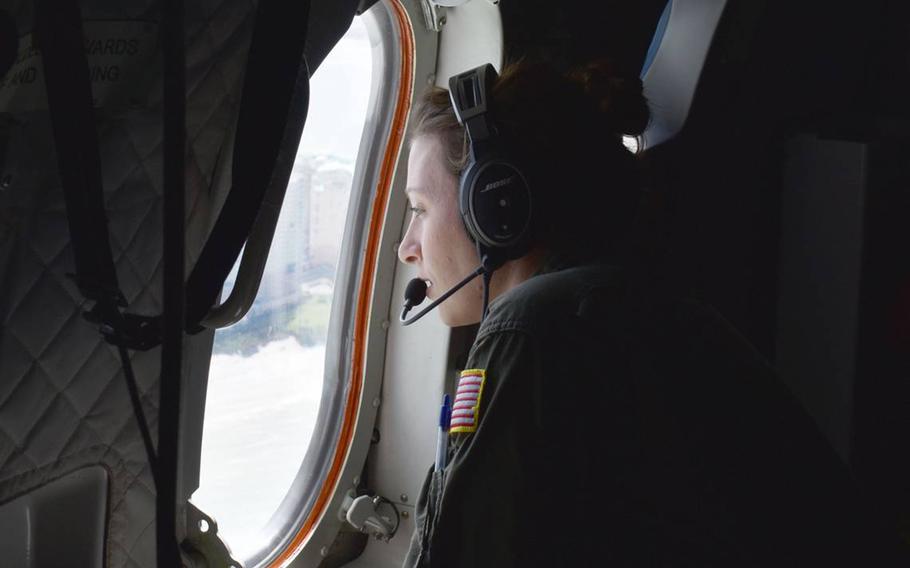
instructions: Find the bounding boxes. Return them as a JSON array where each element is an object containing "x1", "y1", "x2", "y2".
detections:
[{"x1": 191, "y1": 337, "x2": 325, "y2": 559}]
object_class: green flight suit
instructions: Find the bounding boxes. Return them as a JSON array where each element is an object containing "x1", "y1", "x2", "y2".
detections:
[{"x1": 403, "y1": 263, "x2": 904, "y2": 567}]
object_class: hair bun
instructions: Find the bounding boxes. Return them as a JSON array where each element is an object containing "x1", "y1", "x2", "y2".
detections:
[{"x1": 569, "y1": 61, "x2": 650, "y2": 136}]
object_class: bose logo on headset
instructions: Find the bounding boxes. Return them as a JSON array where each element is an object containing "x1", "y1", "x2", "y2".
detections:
[
  {"x1": 449, "y1": 64, "x2": 532, "y2": 269},
  {"x1": 482, "y1": 175, "x2": 516, "y2": 193}
]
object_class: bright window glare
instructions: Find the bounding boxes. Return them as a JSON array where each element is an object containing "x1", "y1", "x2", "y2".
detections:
[{"x1": 192, "y1": 17, "x2": 372, "y2": 561}]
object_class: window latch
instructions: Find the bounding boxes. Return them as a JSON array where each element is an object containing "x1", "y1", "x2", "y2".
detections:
[
  {"x1": 339, "y1": 490, "x2": 401, "y2": 542},
  {"x1": 181, "y1": 502, "x2": 243, "y2": 568},
  {"x1": 419, "y1": 1, "x2": 447, "y2": 32}
]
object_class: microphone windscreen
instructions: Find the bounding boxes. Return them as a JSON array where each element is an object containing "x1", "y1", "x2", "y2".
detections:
[{"x1": 404, "y1": 278, "x2": 428, "y2": 307}]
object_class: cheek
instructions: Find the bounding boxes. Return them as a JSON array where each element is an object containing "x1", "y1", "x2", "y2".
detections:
[
  {"x1": 436, "y1": 214, "x2": 474, "y2": 263},
  {"x1": 423, "y1": 205, "x2": 454, "y2": 248},
  {"x1": 425, "y1": 224, "x2": 456, "y2": 264}
]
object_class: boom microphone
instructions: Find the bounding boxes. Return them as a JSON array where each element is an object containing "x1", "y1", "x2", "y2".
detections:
[
  {"x1": 400, "y1": 265, "x2": 486, "y2": 326},
  {"x1": 404, "y1": 278, "x2": 427, "y2": 311}
]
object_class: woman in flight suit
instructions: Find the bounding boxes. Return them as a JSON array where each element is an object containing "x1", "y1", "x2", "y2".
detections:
[{"x1": 397, "y1": 60, "x2": 904, "y2": 567}]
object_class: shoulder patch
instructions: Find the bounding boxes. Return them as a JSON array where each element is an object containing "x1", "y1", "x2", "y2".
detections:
[{"x1": 450, "y1": 369, "x2": 486, "y2": 434}]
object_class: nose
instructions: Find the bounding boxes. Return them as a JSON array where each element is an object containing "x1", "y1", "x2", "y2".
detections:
[{"x1": 398, "y1": 220, "x2": 421, "y2": 265}]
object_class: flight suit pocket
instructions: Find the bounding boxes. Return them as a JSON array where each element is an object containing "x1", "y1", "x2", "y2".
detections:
[{"x1": 408, "y1": 466, "x2": 447, "y2": 567}]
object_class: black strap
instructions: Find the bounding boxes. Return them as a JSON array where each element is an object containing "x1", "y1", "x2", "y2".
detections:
[
  {"x1": 35, "y1": 0, "x2": 161, "y2": 349},
  {"x1": 37, "y1": 0, "x2": 313, "y2": 345},
  {"x1": 35, "y1": 0, "x2": 166, "y2": 556},
  {"x1": 36, "y1": 1, "x2": 311, "y2": 563},
  {"x1": 118, "y1": 344, "x2": 160, "y2": 486},
  {"x1": 156, "y1": 0, "x2": 186, "y2": 564},
  {"x1": 182, "y1": 0, "x2": 312, "y2": 332},
  {"x1": 0, "y1": 10, "x2": 17, "y2": 79},
  {"x1": 34, "y1": 0, "x2": 124, "y2": 312}
]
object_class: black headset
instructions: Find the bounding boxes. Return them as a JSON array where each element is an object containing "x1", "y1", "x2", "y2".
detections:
[
  {"x1": 401, "y1": 64, "x2": 534, "y2": 325},
  {"x1": 448, "y1": 64, "x2": 533, "y2": 270}
]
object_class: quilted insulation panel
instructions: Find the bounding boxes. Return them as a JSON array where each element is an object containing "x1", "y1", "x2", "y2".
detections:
[{"x1": 0, "y1": 1, "x2": 255, "y2": 566}]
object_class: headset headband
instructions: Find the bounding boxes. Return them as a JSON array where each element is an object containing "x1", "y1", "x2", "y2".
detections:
[
  {"x1": 447, "y1": 64, "x2": 533, "y2": 268},
  {"x1": 449, "y1": 64, "x2": 497, "y2": 147}
]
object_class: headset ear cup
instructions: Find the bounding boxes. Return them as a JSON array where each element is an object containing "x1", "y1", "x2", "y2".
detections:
[
  {"x1": 460, "y1": 160, "x2": 532, "y2": 259},
  {"x1": 459, "y1": 163, "x2": 479, "y2": 244},
  {"x1": 451, "y1": 64, "x2": 532, "y2": 262}
]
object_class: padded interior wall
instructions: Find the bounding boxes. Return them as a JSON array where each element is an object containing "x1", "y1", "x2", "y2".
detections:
[
  {"x1": 0, "y1": 466, "x2": 109, "y2": 568},
  {"x1": 0, "y1": 2, "x2": 255, "y2": 566}
]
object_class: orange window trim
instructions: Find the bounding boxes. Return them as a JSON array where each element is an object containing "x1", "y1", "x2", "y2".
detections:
[{"x1": 268, "y1": 1, "x2": 415, "y2": 565}]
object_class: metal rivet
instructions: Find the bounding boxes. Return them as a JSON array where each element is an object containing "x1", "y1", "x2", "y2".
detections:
[
  {"x1": 372, "y1": 397, "x2": 381, "y2": 408},
  {"x1": 401, "y1": 510, "x2": 410, "y2": 518},
  {"x1": 437, "y1": 16, "x2": 446, "y2": 26},
  {"x1": 400, "y1": 494, "x2": 408, "y2": 502},
  {"x1": 1, "y1": 174, "x2": 12, "y2": 189},
  {"x1": 320, "y1": 546, "x2": 329, "y2": 557},
  {"x1": 353, "y1": 476, "x2": 361, "y2": 486},
  {"x1": 381, "y1": 320, "x2": 390, "y2": 330}
]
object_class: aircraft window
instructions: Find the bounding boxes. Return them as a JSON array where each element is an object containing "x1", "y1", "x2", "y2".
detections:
[{"x1": 191, "y1": 15, "x2": 374, "y2": 562}]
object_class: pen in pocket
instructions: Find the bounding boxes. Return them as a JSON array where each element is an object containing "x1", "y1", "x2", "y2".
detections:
[{"x1": 435, "y1": 394, "x2": 451, "y2": 471}]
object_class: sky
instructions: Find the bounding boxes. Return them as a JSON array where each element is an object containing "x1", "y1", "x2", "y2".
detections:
[{"x1": 298, "y1": 18, "x2": 373, "y2": 159}]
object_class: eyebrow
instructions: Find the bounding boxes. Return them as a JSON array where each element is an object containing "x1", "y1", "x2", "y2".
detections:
[
  {"x1": 406, "y1": 185, "x2": 443, "y2": 200},
  {"x1": 405, "y1": 187, "x2": 426, "y2": 197}
]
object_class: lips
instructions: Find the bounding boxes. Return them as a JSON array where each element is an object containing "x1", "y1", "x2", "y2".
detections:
[{"x1": 419, "y1": 276, "x2": 433, "y2": 297}]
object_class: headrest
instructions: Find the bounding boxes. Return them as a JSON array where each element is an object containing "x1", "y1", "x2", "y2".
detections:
[{"x1": 640, "y1": 0, "x2": 729, "y2": 150}]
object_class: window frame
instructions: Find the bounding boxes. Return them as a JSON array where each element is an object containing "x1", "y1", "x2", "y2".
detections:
[{"x1": 223, "y1": 2, "x2": 415, "y2": 566}]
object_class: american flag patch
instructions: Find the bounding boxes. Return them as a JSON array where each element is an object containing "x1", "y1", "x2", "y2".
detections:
[{"x1": 450, "y1": 369, "x2": 486, "y2": 434}]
